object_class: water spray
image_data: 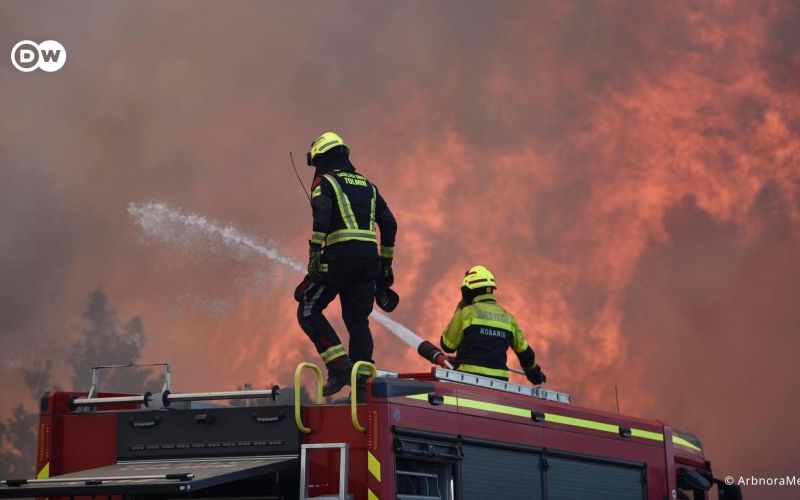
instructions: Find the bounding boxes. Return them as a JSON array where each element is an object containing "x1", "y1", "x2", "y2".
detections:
[{"x1": 128, "y1": 201, "x2": 452, "y2": 370}]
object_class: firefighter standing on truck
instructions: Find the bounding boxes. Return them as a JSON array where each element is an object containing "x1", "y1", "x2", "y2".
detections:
[
  {"x1": 296, "y1": 132, "x2": 397, "y2": 397},
  {"x1": 440, "y1": 265, "x2": 546, "y2": 385}
]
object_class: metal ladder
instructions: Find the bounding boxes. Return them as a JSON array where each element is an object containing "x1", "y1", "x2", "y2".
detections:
[
  {"x1": 432, "y1": 367, "x2": 571, "y2": 403},
  {"x1": 299, "y1": 443, "x2": 353, "y2": 500}
]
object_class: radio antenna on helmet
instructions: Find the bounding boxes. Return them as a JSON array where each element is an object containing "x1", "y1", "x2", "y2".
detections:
[{"x1": 289, "y1": 152, "x2": 311, "y2": 202}]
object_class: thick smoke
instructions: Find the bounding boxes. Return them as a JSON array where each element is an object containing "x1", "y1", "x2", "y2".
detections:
[{"x1": 1, "y1": 2, "x2": 798, "y2": 498}]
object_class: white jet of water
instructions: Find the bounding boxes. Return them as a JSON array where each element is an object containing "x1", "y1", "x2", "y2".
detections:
[{"x1": 127, "y1": 201, "x2": 427, "y2": 351}]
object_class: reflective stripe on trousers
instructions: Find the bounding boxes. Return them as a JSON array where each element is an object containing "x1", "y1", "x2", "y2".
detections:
[{"x1": 303, "y1": 283, "x2": 325, "y2": 318}]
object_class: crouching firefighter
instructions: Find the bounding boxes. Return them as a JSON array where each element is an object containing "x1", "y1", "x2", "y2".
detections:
[
  {"x1": 440, "y1": 265, "x2": 546, "y2": 385},
  {"x1": 295, "y1": 132, "x2": 398, "y2": 397}
]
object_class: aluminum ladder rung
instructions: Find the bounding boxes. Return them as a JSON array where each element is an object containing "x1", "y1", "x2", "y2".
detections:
[{"x1": 432, "y1": 367, "x2": 571, "y2": 404}]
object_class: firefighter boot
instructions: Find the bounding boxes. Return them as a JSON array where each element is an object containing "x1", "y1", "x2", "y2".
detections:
[
  {"x1": 348, "y1": 375, "x2": 369, "y2": 404},
  {"x1": 322, "y1": 361, "x2": 353, "y2": 397}
]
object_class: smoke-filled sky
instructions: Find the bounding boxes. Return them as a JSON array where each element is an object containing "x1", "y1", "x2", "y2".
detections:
[{"x1": 1, "y1": 1, "x2": 799, "y2": 497}]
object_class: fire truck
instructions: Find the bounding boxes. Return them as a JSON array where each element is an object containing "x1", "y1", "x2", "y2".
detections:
[{"x1": 0, "y1": 361, "x2": 742, "y2": 500}]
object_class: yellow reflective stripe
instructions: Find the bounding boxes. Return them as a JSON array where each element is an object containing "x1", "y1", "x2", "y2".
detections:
[
  {"x1": 673, "y1": 435, "x2": 702, "y2": 452},
  {"x1": 368, "y1": 489, "x2": 379, "y2": 500},
  {"x1": 36, "y1": 462, "x2": 50, "y2": 479},
  {"x1": 323, "y1": 175, "x2": 357, "y2": 229},
  {"x1": 511, "y1": 326, "x2": 529, "y2": 353},
  {"x1": 441, "y1": 395, "x2": 460, "y2": 406},
  {"x1": 357, "y1": 365, "x2": 375, "y2": 376},
  {"x1": 310, "y1": 231, "x2": 326, "y2": 245},
  {"x1": 458, "y1": 397, "x2": 531, "y2": 418},
  {"x1": 632, "y1": 429, "x2": 664, "y2": 442},
  {"x1": 322, "y1": 351, "x2": 346, "y2": 363},
  {"x1": 512, "y1": 338, "x2": 529, "y2": 354},
  {"x1": 311, "y1": 185, "x2": 322, "y2": 199},
  {"x1": 324, "y1": 174, "x2": 358, "y2": 229},
  {"x1": 545, "y1": 413, "x2": 619, "y2": 434},
  {"x1": 403, "y1": 395, "x2": 665, "y2": 445},
  {"x1": 325, "y1": 229, "x2": 377, "y2": 245},
  {"x1": 327, "y1": 235, "x2": 377, "y2": 244},
  {"x1": 406, "y1": 393, "x2": 428, "y2": 401},
  {"x1": 367, "y1": 451, "x2": 381, "y2": 482},
  {"x1": 369, "y1": 185, "x2": 376, "y2": 231},
  {"x1": 457, "y1": 363, "x2": 510, "y2": 379},
  {"x1": 317, "y1": 139, "x2": 341, "y2": 152},
  {"x1": 380, "y1": 246, "x2": 394, "y2": 258},
  {"x1": 469, "y1": 318, "x2": 514, "y2": 330},
  {"x1": 441, "y1": 334, "x2": 458, "y2": 351},
  {"x1": 320, "y1": 344, "x2": 346, "y2": 363},
  {"x1": 405, "y1": 393, "x2": 458, "y2": 406},
  {"x1": 341, "y1": 191, "x2": 357, "y2": 229}
]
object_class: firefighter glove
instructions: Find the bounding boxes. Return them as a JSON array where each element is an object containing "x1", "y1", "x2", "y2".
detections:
[
  {"x1": 525, "y1": 365, "x2": 546, "y2": 385},
  {"x1": 380, "y1": 257, "x2": 394, "y2": 287},
  {"x1": 307, "y1": 245, "x2": 323, "y2": 282},
  {"x1": 294, "y1": 277, "x2": 309, "y2": 302}
]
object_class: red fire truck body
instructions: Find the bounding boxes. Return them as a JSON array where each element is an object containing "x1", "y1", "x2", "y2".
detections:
[{"x1": 0, "y1": 366, "x2": 738, "y2": 500}]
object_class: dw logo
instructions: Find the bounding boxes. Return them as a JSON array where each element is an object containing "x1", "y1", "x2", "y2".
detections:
[{"x1": 11, "y1": 40, "x2": 67, "y2": 72}]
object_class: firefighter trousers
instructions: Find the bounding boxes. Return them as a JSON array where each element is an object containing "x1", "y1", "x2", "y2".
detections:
[{"x1": 297, "y1": 255, "x2": 380, "y2": 374}]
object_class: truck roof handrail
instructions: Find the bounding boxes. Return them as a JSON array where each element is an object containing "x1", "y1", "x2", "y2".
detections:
[
  {"x1": 86, "y1": 363, "x2": 172, "y2": 399},
  {"x1": 350, "y1": 361, "x2": 377, "y2": 432},
  {"x1": 294, "y1": 362, "x2": 323, "y2": 434},
  {"x1": 70, "y1": 386, "x2": 281, "y2": 410}
]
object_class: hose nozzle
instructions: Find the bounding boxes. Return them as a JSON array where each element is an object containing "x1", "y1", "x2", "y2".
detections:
[{"x1": 417, "y1": 340, "x2": 454, "y2": 369}]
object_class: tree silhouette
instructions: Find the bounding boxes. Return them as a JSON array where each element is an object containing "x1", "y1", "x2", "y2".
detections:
[
  {"x1": 0, "y1": 289, "x2": 158, "y2": 478},
  {"x1": 0, "y1": 289, "x2": 307, "y2": 479},
  {"x1": 0, "y1": 361, "x2": 54, "y2": 478},
  {"x1": 69, "y1": 289, "x2": 159, "y2": 394}
]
